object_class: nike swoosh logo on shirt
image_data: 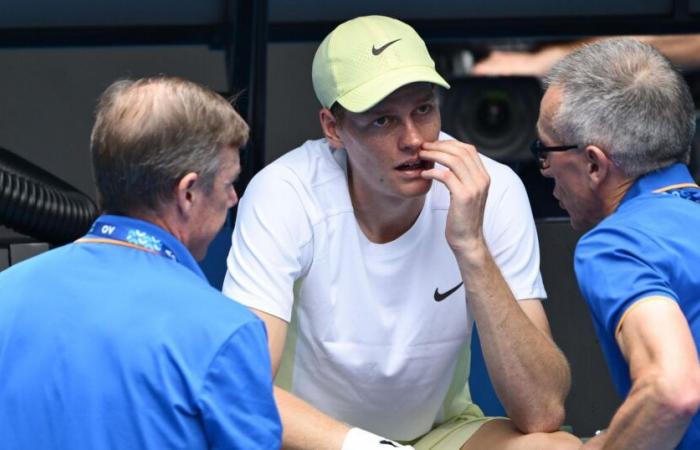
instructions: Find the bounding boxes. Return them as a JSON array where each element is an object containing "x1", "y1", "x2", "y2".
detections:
[
  {"x1": 372, "y1": 38, "x2": 401, "y2": 55},
  {"x1": 434, "y1": 282, "x2": 464, "y2": 302}
]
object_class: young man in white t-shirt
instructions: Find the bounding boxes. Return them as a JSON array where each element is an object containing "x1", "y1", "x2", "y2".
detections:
[{"x1": 224, "y1": 15, "x2": 580, "y2": 450}]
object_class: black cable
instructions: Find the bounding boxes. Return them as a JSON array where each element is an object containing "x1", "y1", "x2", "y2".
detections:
[{"x1": 0, "y1": 146, "x2": 97, "y2": 244}]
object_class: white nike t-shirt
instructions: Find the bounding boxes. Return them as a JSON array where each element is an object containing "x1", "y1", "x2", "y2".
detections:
[{"x1": 223, "y1": 135, "x2": 546, "y2": 440}]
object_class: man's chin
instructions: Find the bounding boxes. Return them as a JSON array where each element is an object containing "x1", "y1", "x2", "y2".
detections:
[
  {"x1": 399, "y1": 178, "x2": 432, "y2": 198},
  {"x1": 191, "y1": 240, "x2": 212, "y2": 262},
  {"x1": 569, "y1": 217, "x2": 596, "y2": 233}
]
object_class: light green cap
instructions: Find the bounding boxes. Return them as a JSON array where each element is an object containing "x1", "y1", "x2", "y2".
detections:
[{"x1": 312, "y1": 15, "x2": 450, "y2": 113}]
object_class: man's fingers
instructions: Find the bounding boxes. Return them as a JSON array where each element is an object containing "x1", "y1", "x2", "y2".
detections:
[
  {"x1": 421, "y1": 167, "x2": 463, "y2": 194},
  {"x1": 419, "y1": 149, "x2": 488, "y2": 187},
  {"x1": 421, "y1": 166, "x2": 489, "y2": 205},
  {"x1": 421, "y1": 140, "x2": 488, "y2": 179}
]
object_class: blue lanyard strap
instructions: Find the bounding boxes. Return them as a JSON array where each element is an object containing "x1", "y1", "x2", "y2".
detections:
[{"x1": 76, "y1": 219, "x2": 178, "y2": 262}]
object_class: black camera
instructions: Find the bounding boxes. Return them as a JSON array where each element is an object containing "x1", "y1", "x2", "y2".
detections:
[
  {"x1": 440, "y1": 76, "x2": 566, "y2": 218},
  {"x1": 441, "y1": 76, "x2": 543, "y2": 163}
]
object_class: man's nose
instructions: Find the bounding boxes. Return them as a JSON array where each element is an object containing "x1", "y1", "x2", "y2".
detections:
[
  {"x1": 540, "y1": 161, "x2": 553, "y2": 177},
  {"x1": 399, "y1": 119, "x2": 423, "y2": 152},
  {"x1": 538, "y1": 153, "x2": 553, "y2": 176}
]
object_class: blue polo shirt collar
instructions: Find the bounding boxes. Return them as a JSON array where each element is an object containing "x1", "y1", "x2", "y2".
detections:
[
  {"x1": 84, "y1": 214, "x2": 206, "y2": 281},
  {"x1": 620, "y1": 163, "x2": 696, "y2": 206}
]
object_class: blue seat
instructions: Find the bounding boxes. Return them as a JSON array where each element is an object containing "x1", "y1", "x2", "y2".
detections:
[
  {"x1": 469, "y1": 326, "x2": 506, "y2": 416},
  {"x1": 199, "y1": 223, "x2": 233, "y2": 289}
]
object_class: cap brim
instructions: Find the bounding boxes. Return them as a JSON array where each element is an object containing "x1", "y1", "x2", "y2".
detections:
[{"x1": 336, "y1": 66, "x2": 450, "y2": 113}]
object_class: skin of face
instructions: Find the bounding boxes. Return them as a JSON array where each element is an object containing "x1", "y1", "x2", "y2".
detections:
[
  {"x1": 188, "y1": 146, "x2": 241, "y2": 260},
  {"x1": 333, "y1": 83, "x2": 442, "y2": 207},
  {"x1": 537, "y1": 86, "x2": 605, "y2": 231}
]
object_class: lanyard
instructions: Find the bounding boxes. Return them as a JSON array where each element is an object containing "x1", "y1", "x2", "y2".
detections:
[
  {"x1": 76, "y1": 219, "x2": 178, "y2": 262},
  {"x1": 653, "y1": 182, "x2": 700, "y2": 204}
]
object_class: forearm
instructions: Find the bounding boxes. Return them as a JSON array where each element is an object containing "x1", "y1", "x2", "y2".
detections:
[
  {"x1": 275, "y1": 386, "x2": 350, "y2": 450},
  {"x1": 584, "y1": 377, "x2": 695, "y2": 450},
  {"x1": 634, "y1": 35, "x2": 700, "y2": 70},
  {"x1": 585, "y1": 296, "x2": 700, "y2": 450},
  {"x1": 455, "y1": 242, "x2": 570, "y2": 432}
]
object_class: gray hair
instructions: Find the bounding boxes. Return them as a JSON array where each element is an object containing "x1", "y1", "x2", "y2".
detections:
[
  {"x1": 544, "y1": 38, "x2": 695, "y2": 178},
  {"x1": 90, "y1": 76, "x2": 248, "y2": 215}
]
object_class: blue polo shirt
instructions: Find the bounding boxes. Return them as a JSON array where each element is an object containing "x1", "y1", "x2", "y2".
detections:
[
  {"x1": 0, "y1": 215, "x2": 281, "y2": 450},
  {"x1": 575, "y1": 164, "x2": 700, "y2": 450}
]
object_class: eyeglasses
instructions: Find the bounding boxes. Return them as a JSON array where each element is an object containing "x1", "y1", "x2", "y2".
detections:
[{"x1": 530, "y1": 139, "x2": 579, "y2": 169}]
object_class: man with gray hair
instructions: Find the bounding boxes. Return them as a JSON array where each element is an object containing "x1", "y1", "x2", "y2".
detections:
[
  {"x1": 536, "y1": 38, "x2": 700, "y2": 449},
  {"x1": 0, "y1": 76, "x2": 281, "y2": 449}
]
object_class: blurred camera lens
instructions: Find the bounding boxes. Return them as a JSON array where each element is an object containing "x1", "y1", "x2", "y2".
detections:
[
  {"x1": 475, "y1": 91, "x2": 512, "y2": 139},
  {"x1": 441, "y1": 76, "x2": 542, "y2": 163}
]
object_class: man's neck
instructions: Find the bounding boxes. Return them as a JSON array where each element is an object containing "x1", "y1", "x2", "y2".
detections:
[
  {"x1": 127, "y1": 208, "x2": 186, "y2": 244},
  {"x1": 348, "y1": 183, "x2": 425, "y2": 244},
  {"x1": 602, "y1": 172, "x2": 636, "y2": 217}
]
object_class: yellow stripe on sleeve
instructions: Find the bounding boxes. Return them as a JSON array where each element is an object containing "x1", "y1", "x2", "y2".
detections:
[{"x1": 615, "y1": 295, "x2": 677, "y2": 336}]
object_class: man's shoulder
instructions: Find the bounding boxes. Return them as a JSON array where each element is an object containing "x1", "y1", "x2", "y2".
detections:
[
  {"x1": 161, "y1": 266, "x2": 259, "y2": 322},
  {"x1": 257, "y1": 138, "x2": 340, "y2": 184},
  {"x1": 576, "y1": 215, "x2": 630, "y2": 256},
  {"x1": 574, "y1": 207, "x2": 656, "y2": 278},
  {"x1": 0, "y1": 244, "x2": 71, "y2": 285},
  {"x1": 577, "y1": 192, "x2": 698, "y2": 267},
  {"x1": 85, "y1": 244, "x2": 262, "y2": 331},
  {"x1": 578, "y1": 194, "x2": 675, "y2": 248},
  {"x1": 241, "y1": 138, "x2": 352, "y2": 220}
]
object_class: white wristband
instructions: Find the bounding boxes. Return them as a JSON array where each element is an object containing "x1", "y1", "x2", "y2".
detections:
[{"x1": 341, "y1": 427, "x2": 415, "y2": 450}]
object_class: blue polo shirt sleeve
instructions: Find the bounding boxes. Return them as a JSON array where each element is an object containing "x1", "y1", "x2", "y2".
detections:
[
  {"x1": 198, "y1": 320, "x2": 282, "y2": 450},
  {"x1": 574, "y1": 224, "x2": 678, "y2": 337}
]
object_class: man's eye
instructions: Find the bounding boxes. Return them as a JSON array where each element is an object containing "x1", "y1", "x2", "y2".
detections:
[
  {"x1": 416, "y1": 104, "x2": 432, "y2": 114},
  {"x1": 373, "y1": 116, "x2": 390, "y2": 127}
]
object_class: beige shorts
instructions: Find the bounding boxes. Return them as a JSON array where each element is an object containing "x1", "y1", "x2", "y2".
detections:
[{"x1": 408, "y1": 404, "x2": 502, "y2": 450}]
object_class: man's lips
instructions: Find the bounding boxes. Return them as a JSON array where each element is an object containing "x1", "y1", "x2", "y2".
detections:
[{"x1": 395, "y1": 159, "x2": 433, "y2": 171}]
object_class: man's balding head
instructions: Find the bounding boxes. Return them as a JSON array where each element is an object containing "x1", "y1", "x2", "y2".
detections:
[{"x1": 91, "y1": 76, "x2": 248, "y2": 215}]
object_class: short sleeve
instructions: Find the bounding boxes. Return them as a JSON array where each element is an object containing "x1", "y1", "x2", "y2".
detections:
[
  {"x1": 482, "y1": 161, "x2": 546, "y2": 301},
  {"x1": 574, "y1": 225, "x2": 678, "y2": 337},
  {"x1": 223, "y1": 165, "x2": 313, "y2": 321},
  {"x1": 198, "y1": 320, "x2": 282, "y2": 450}
]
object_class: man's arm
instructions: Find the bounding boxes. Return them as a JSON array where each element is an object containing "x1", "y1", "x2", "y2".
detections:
[
  {"x1": 455, "y1": 251, "x2": 570, "y2": 433},
  {"x1": 419, "y1": 140, "x2": 570, "y2": 433},
  {"x1": 199, "y1": 320, "x2": 283, "y2": 449},
  {"x1": 251, "y1": 309, "x2": 350, "y2": 450},
  {"x1": 226, "y1": 167, "x2": 414, "y2": 450},
  {"x1": 581, "y1": 297, "x2": 700, "y2": 450},
  {"x1": 252, "y1": 309, "x2": 412, "y2": 450},
  {"x1": 472, "y1": 35, "x2": 700, "y2": 77}
]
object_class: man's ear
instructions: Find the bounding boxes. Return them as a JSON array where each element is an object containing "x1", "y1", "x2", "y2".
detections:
[
  {"x1": 175, "y1": 172, "x2": 199, "y2": 217},
  {"x1": 319, "y1": 108, "x2": 344, "y2": 149},
  {"x1": 584, "y1": 145, "x2": 612, "y2": 188}
]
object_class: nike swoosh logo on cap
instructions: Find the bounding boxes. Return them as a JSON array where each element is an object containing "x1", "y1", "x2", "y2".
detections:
[
  {"x1": 434, "y1": 282, "x2": 464, "y2": 302},
  {"x1": 372, "y1": 38, "x2": 401, "y2": 55}
]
